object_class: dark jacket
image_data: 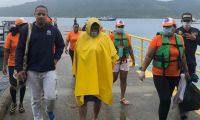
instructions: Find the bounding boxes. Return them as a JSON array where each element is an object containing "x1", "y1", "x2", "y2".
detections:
[
  {"x1": 176, "y1": 26, "x2": 200, "y2": 66},
  {"x1": 15, "y1": 22, "x2": 65, "y2": 72}
]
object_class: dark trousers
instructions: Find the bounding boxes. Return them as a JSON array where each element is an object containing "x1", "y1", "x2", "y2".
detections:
[
  {"x1": 69, "y1": 49, "x2": 74, "y2": 64},
  {"x1": 153, "y1": 75, "x2": 179, "y2": 120},
  {"x1": 8, "y1": 66, "x2": 26, "y2": 104},
  {"x1": 178, "y1": 64, "x2": 196, "y2": 114},
  {"x1": 188, "y1": 64, "x2": 196, "y2": 76}
]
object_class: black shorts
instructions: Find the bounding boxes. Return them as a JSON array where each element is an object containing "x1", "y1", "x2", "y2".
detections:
[
  {"x1": 8, "y1": 66, "x2": 26, "y2": 87},
  {"x1": 84, "y1": 95, "x2": 101, "y2": 104}
]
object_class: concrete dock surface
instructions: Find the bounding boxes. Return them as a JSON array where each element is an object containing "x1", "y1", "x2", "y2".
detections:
[{"x1": 3, "y1": 54, "x2": 200, "y2": 120}]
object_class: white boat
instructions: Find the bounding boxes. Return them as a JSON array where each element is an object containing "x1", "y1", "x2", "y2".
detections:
[
  {"x1": 192, "y1": 18, "x2": 200, "y2": 24},
  {"x1": 98, "y1": 16, "x2": 117, "y2": 21}
]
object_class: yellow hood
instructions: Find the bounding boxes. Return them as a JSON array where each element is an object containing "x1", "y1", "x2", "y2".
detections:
[{"x1": 86, "y1": 17, "x2": 101, "y2": 36}]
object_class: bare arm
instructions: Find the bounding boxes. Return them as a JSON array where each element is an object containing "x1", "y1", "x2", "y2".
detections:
[
  {"x1": 65, "y1": 41, "x2": 69, "y2": 50},
  {"x1": 141, "y1": 47, "x2": 157, "y2": 72},
  {"x1": 2, "y1": 49, "x2": 9, "y2": 75},
  {"x1": 129, "y1": 46, "x2": 135, "y2": 66},
  {"x1": 3, "y1": 49, "x2": 9, "y2": 66}
]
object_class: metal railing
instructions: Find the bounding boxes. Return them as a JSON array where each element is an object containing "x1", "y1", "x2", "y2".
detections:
[{"x1": 105, "y1": 29, "x2": 200, "y2": 73}]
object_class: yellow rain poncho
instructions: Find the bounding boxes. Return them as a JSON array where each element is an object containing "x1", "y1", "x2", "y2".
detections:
[{"x1": 73, "y1": 17, "x2": 119, "y2": 106}]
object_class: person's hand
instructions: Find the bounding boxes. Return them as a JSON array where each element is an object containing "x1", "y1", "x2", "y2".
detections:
[
  {"x1": 184, "y1": 72, "x2": 191, "y2": 81},
  {"x1": 17, "y1": 71, "x2": 27, "y2": 81},
  {"x1": 54, "y1": 59, "x2": 58, "y2": 65},
  {"x1": 139, "y1": 71, "x2": 145, "y2": 81},
  {"x1": 65, "y1": 49, "x2": 68, "y2": 54},
  {"x1": 185, "y1": 33, "x2": 196, "y2": 40},
  {"x1": 2, "y1": 65, "x2": 7, "y2": 75}
]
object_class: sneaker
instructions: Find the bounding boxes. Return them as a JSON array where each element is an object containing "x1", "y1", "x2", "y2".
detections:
[
  {"x1": 10, "y1": 103, "x2": 17, "y2": 115},
  {"x1": 47, "y1": 112, "x2": 55, "y2": 120},
  {"x1": 18, "y1": 104, "x2": 25, "y2": 113}
]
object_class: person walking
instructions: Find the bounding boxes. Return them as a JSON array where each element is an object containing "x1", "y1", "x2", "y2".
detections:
[
  {"x1": 176, "y1": 12, "x2": 200, "y2": 120},
  {"x1": 110, "y1": 20, "x2": 135, "y2": 105},
  {"x1": 3, "y1": 18, "x2": 27, "y2": 115},
  {"x1": 65, "y1": 18, "x2": 81, "y2": 65},
  {"x1": 73, "y1": 17, "x2": 118, "y2": 120},
  {"x1": 139, "y1": 18, "x2": 190, "y2": 120},
  {"x1": 15, "y1": 5, "x2": 65, "y2": 120}
]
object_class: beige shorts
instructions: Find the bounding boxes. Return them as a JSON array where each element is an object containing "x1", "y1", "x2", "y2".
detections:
[{"x1": 113, "y1": 59, "x2": 130, "y2": 72}]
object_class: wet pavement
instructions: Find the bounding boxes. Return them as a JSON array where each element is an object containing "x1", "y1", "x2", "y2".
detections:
[
  {"x1": 3, "y1": 54, "x2": 200, "y2": 120},
  {"x1": 0, "y1": 74, "x2": 9, "y2": 93}
]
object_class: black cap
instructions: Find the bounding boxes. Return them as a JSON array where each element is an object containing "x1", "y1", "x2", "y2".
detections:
[{"x1": 181, "y1": 12, "x2": 192, "y2": 22}]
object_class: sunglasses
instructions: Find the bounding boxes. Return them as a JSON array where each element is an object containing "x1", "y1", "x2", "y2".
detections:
[
  {"x1": 182, "y1": 19, "x2": 192, "y2": 22},
  {"x1": 36, "y1": 13, "x2": 46, "y2": 16}
]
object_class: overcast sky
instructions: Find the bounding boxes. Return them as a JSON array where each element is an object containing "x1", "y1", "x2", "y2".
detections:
[
  {"x1": 0, "y1": 0, "x2": 174, "y2": 7},
  {"x1": 0, "y1": 0, "x2": 37, "y2": 7},
  {"x1": 157, "y1": 0, "x2": 173, "y2": 1}
]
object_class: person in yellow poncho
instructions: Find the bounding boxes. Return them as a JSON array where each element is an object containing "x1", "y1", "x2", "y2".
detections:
[{"x1": 73, "y1": 17, "x2": 119, "y2": 120}]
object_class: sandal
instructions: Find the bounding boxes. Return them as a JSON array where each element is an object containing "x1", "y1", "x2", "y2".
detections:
[
  {"x1": 10, "y1": 103, "x2": 17, "y2": 115},
  {"x1": 19, "y1": 104, "x2": 25, "y2": 113},
  {"x1": 120, "y1": 98, "x2": 130, "y2": 105}
]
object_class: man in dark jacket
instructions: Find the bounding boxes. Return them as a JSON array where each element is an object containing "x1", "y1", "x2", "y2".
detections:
[
  {"x1": 176, "y1": 12, "x2": 200, "y2": 120},
  {"x1": 15, "y1": 5, "x2": 64, "y2": 120}
]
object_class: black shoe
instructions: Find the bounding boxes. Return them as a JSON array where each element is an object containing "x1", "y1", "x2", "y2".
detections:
[
  {"x1": 18, "y1": 104, "x2": 25, "y2": 113},
  {"x1": 10, "y1": 103, "x2": 17, "y2": 115},
  {"x1": 180, "y1": 113, "x2": 188, "y2": 120}
]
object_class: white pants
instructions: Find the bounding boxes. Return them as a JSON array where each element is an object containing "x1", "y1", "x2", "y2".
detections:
[{"x1": 27, "y1": 70, "x2": 57, "y2": 120}]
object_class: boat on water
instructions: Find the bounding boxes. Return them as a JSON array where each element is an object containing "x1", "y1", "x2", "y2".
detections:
[
  {"x1": 192, "y1": 18, "x2": 200, "y2": 24},
  {"x1": 98, "y1": 16, "x2": 117, "y2": 21},
  {"x1": 0, "y1": 20, "x2": 15, "y2": 40},
  {"x1": 0, "y1": 20, "x2": 15, "y2": 56}
]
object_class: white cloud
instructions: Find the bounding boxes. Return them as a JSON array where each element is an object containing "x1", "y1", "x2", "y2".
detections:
[{"x1": 0, "y1": 0, "x2": 37, "y2": 7}]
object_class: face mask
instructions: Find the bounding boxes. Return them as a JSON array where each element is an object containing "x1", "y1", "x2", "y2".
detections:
[
  {"x1": 90, "y1": 31, "x2": 98, "y2": 37},
  {"x1": 116, "y1": 28, "x2": 124, "y2": 33},
  {"x1": 182, "y1": 22, "x2": 191, "y2": 28},
  {"x1": 163, "y1": 27, "x2": 173, "y2": 36}
]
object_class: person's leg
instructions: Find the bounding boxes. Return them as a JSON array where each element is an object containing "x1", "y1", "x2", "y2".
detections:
[
  {"x1": 93, "y1": 97, "x2": 101, "y2": 120},
  {"x1": 180, "y1": 63, "x2": 195, "y2": 119},
  {"x1": 19, "y1": 85, "x2": 26, "y2": 104},
  {"x1": 119, "y1": 70, "x2": 128, "y2": 100},
  {"x1": 113, "y1": 72, "x2": 119, "y2": 83},
  {"x1": 178, "y1": 64, "x2": 193, "y2": 120},
  {"x1": 27, "y1": 71, "x2": 43, "y2": 120},
  {"x1": 9, "y1": 86, "x2": 17, "y2": 104},
  {"x1": 93, "y1": 103, "x2": 101, "y2": 120},
  {"x1": 69, "y1": 49, "x2": 75, "y2": 77},
  {"x1": 168, "y1": 76, "x2": 179, "y2": 96},
  {"x1": 153, "y1": 75, "x2": 172, "y2": 120},
  {"x1": 188, "y1": 64, "x2": 196, "y2": 76},
  {"x1": 79, "y1": 103, "x2": 87, "y2": 120},
  {"x1": 69, "y1": 49, "x2": 74, "y2": 64},
  {"x1": 43, "y1": 70, "x2": 57, "y2": 120},
  {"x1": 113, "y1": 61, "x2": 120, "y2": 83},
  {"x1": 119, "y1": 60, "x2": 129, "y2": 104},
  {"x1": 8, "y1": 66, "x2": 17, "y2": 114},
  {"x1": 19, "y1": 83, "x2": 26, "y2": 113}
]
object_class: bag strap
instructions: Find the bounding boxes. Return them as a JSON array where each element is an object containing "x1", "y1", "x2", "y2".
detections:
[{"x1": 22, "y1": 23, "x2": 32, "y2": 71}]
